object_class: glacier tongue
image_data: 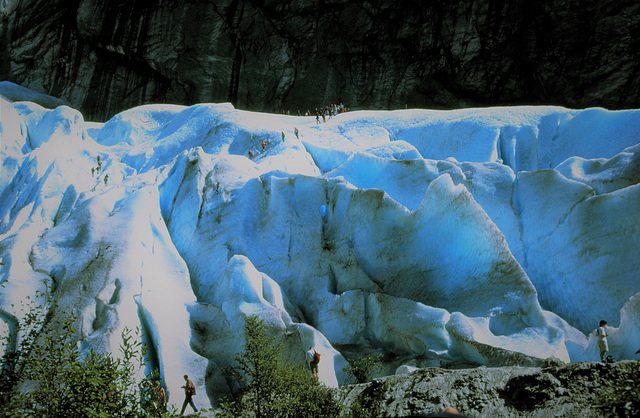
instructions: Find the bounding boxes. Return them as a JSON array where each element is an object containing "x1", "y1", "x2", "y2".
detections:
[{"x1": 1, "y1": 93, "x2": 640, "y2": 409}]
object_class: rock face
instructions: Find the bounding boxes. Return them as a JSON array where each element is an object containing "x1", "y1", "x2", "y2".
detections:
[
  {"x1": 339, "y1": 360, "x2": 640, "y2": 417},
  {"x1": 2, "y1": 0, "x2": 640, "y2": 121}
]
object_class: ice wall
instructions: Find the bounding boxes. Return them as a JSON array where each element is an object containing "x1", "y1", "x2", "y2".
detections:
[{"x1": 1, "y1": 94, "x2": 639, "y2": 408}]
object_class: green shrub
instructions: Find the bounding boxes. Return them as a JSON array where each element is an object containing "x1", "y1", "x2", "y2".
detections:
[
  {"x1": 218, "y1": 315, "x2": 343, "y2": 417},
  {"x1": 343, "y1": 354, "x2": 384, "y2": 384},
  {"x1": 0, "y1": 284, "x2": 178, "y2": 417}
]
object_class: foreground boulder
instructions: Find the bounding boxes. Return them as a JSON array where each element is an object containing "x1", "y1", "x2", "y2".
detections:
[{"x1": 339, "y1": 361, "x2": 640, "y2": 417}]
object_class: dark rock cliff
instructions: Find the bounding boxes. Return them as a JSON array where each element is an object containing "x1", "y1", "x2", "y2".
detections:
[{"x1": 2, "y1": 0, "x2": 639, "y2": 121}]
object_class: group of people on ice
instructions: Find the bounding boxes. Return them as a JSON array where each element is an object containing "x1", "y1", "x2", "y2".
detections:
[
  {"x1": 282, "y1": 103, "x2": 349, "y2": 118},
  {"x1": 315, "y1": 103, "x2": 348, "y2": 123}
]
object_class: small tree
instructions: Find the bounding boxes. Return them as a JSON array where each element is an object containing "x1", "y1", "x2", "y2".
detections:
[
  {"x1": 270, "y1": 362, "x2": 342, "y2": 417},
  {"x1": 229, "y1": 314, "x2": 284, "y2": 417},
  {"x1": 0, "y1": 284, "x2": 171, "y2": 417},
  {"x1": 219, "y1": 315, "x2": 342, "y2": 417},
  {"x1": 343, "y1": 354, "x2": 384, "y2": 384},
  {"x1": 0, "y1": 290, "x2": 49, "y2": 409},
  {"x1": 2, "y1": 314, "x2": 149, "y2": 417}
]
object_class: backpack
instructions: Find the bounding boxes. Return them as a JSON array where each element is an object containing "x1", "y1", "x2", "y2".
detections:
[{"x1": 313, "y1": 351, "x2": 321, "y2": 364}]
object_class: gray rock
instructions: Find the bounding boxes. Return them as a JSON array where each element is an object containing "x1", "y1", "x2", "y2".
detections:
[{"x1": 338, "y1": 360, "x2": 640, "y2": 417}]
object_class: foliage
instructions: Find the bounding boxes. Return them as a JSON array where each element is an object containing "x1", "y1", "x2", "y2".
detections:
[
  {"x1": 218, "y1": 315, "x2": 343, "y2": 417},
  {"x1": 0, "y1": 289, "x2": 49, "y2": 409},
  {"x1": 347, "y1": 379, "x2": 390, "y2": 418},
  {"x1": 0, "y1": 284, "x2": 180, "y2": 417},
  {"x1": 343, "y1": 354, "x2": 384, "y2": 384},
  {"x1": 595, "y1": 361, "x2": 640, "y2": 418},
  {"x1": 268, "y1": 360, "x2": 342, "y2": 417}
]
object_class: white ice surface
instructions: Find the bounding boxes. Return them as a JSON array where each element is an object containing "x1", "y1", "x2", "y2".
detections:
[{"x1": 2, "y1": 95, "x2": 640, "y2": 408}]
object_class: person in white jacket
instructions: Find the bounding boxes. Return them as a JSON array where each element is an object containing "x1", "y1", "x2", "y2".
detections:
[{"x1": 596, "y1": 320, "x2": 609, "y2": 362}]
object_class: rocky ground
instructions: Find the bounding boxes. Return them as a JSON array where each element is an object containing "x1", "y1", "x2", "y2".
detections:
[{"x1": 337, "y1": 360, "x2": 640, "y2": 417}]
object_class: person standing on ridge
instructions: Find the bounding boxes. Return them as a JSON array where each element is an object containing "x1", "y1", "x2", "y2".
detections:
[
  {"x1": 180, "y1": 374, "x2": 197, "y2": 416},
  {"x1": 596, "y1": 320, "x2": 609, "y2": 362},
  {"x1": 306, "y1": 346, "x2": 319, "y2": 380}
]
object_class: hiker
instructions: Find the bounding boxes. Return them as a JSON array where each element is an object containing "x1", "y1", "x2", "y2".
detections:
[
  {"x1": 596, "y1": 320, "x2": 609, "y2": 362},
  {"x1": 261, "y1": 140, "x2": 266, "y2": 151},
  {"x1": 152, "y1": 381, "x2": 166, "y2": 413},
  {"x1": 306, "y1": 346, "x2": 320, "y2": 379},
  {"x1": 248, "y1": 149, "x2": 253, "y2": 159},
  {"x1": 180, "y1": 374, "x2": 197, "y2": 415},
  {"x1": 281, "y1": 131, "x2": 285, "y2": 141},
  {"x1": 294, "y1": 127, "x2": 299, "y2": 139}
]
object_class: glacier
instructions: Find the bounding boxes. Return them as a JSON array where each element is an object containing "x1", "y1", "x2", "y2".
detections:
[{"x1": 1, "y1": 87, "x2": 639, "y2": 410}]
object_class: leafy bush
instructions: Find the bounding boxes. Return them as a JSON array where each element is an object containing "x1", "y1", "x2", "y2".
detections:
[
  {"x1": 218, "y1": 315, "x2": 343, "y2": 417},
  {"x1": 0, "y1": 284, "x2": 181, "y2": 417},
  {"x1": 343, "y1": 354, "x2": 384, "y2": 384}
]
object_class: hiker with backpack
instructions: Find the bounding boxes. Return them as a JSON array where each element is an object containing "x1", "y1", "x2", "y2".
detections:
[
  {"x1": 306, "y1": 346, "x2": 320, "y2": 379},
  {"x1": 180, "y1": 374, "x2": 197, "y2": 416}
]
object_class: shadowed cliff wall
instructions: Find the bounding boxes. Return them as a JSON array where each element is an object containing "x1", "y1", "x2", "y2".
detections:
[{"x1": 2, "y1": 0, "x2": 639, "y2": 121}]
